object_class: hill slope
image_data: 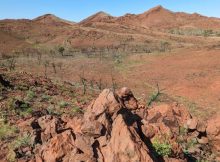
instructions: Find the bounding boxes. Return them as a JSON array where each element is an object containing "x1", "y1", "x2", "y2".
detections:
[
  {"x1": 0, "y1": 6, "x2": 220, "y2": 53},
  {"x1": 82, "y1": 5, "x2": 220, "y2": 30},
  {"x1": 0, "y1": 70, "x2": 219, "y2": 161}
]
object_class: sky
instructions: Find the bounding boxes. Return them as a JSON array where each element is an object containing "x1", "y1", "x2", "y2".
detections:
[{"x1": 0, "y1": 0, "x2": 220, "y2": 22}]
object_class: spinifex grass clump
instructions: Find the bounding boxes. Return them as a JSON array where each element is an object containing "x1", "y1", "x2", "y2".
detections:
[
  {"x1": 0, "y1": 118, "x2": 18, "y2": 140},
  {"x1": 7, "y1": 133, "x2": 32, "y2": 162},
  {"x1": 152, "y1": 138, "x2": 172, "y2": 157}
]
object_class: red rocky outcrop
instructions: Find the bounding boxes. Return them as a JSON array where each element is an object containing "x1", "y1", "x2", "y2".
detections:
[
  {"x1": 206, "y1": 116, "x2": 220, "y2": 159},
  {"x1": 23, "y1": 87, "x2": 217, "y2": 162}
]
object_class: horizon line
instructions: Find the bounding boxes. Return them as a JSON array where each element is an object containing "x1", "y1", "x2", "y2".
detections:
[{"x1": 0, "y1": 5, "x2": 219, "y2": 22}]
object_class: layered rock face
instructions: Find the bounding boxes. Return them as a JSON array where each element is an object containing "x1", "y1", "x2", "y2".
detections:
[{"x1": 15, "y1": 87, "x2": 218, "y2": 162}]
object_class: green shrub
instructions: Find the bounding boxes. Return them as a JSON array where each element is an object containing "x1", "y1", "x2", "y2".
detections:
[
  {"x1": 7, "y1": 133, "x2": 32, "y2": 161},
  {"x1": 11, "y1": 99, "x2": 33, "y2": 117},
  {"x1": 19, "y1": 107, "x2": 33, "y2": 117},
  {"x1": 70, "y1": 106, "x2": 84, "y2": 115},
  {"x1": 185, "y1": 138, "x2": 198, "y2": 150},
  {"x1": 12, "y1": 133, "x2": 32, "y2": 148},
  {"x1": 59, "y1": 101, "x2": 69, "y2": 108},
  {"x1": 152, "y1": 138, "x2": 172, "y2": 157},
  {"x1": 0, "y1": 119, "x2": 18, "y2": 140},
  {"x1": 41, "y1": 94, "x2": 52, "y2": 102},
  {"x1": 114, "y1": 55, "x2": 123, "y2": 64},
  {"x1": 179, "y1": 126, "x2": 188, "y2": 136},
  {"x1": 160, "y1": 41, "x2": 170, "y2": 52},
  {"x1": 25, "y1": 90, "x2": 36, "y2": 101},
  {"x1": 46, "y1": 106, "x2": 61, "y2": 115}
]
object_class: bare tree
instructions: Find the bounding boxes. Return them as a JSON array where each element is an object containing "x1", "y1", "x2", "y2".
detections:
[
  {"x1": 96, "y1": 77, "x2": 103, "y2": 91},
  {"x1": 6, "y1": 57, "x2": 16, "y2": 71},
  {"x1": 89, "y1": 79, "x2": 95, "y2": 94},
  {"x1": 160, "y1": 41, "x2": 170, "y2": 52},
  {"x1": 78, "y1": 67, "x2": 87, "y2": 95},
  {"x1": 57, "y1": 62, "x2": 63, "y2": 70},
  {"x1": 110, "y1": 69, "x2": 117, "y2": 92},
  {"x1": 37, "y1": 52, "x2": 42, "y2": 65},
  {"x1": 58, "y1": 47, "x2": 65, "y2": 56},
  {"x1": 147, "y1": 83, "x2": 162, "y2": 106},
  {"x1": 44, "y1": 60, "x2": 50, "y2": 78},
  {"x1": 51, "y1": 62, "x2": 57, "y2": 74}
]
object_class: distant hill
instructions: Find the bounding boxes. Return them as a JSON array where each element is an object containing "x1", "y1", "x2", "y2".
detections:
[
  {"x1": 79, "y1": 11, "x2": 114, "y2": 26},
  {"x1": 33, "y1": 14, "x2": 76, "y2": 26},
  {"x1": 81, "y1": 5, "x2": 220, "y2": 30},
  {"x1": 0, "y1": 6, "x2": 220, "y2": 53}
]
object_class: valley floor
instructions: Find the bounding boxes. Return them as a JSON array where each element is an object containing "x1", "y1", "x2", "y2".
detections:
[{"x1": 9, "y1": 48, "x2": 220, "y2": 120}]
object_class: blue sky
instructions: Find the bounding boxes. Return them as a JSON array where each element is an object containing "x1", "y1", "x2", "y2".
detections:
[{"x1": 0, "y1": 0, "x2": 220, "y2": 22}]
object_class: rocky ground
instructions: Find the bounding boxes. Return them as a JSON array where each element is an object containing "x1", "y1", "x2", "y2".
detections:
[{"x1": 0, "y1": 68, "x2": 220, "y2": 162}]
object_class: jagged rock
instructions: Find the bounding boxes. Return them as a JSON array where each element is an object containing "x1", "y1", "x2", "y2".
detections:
[
  {"x1": 101, "y1": 114, "x2": 154, "y2": 162},
  {"x1": 30, "y1": 129, "x2": 42, "y2": 145},
  {"x1": 97, "y1": 135, "x2": 108, "y2": 147},
  {"x1": 206, "y1": 116, "x2": 220, "y2": 153},
  {"x1": 83, "y1": 89, "x2": 121, "y2": 142},
  {"x1": 147, "y1": 111, "x2": 162, "y2": 123},
  {"x1": 142, "y1": 103, "x2": 191, "y2": 159},
  {"x1": 171, "y1": 103, "x2": 191, "y2": 124},
  {"x1": 63, "y1": 152, "x2": 96, "y2": 162},
  {"x1": 189, "y1": 130, "x2": 200, "y2": 138},
  {"x1": 146, "y1": 104, "x2": 187, "y2": 134},
  {"x1": 62, "y1": 115, "x2": 83, "y2": 134},
  {"x1": 74, "y1": 133, "x2": 94, "y2": 157},
  {"x1": 143, "y1": 121, "x2": 174, "y2": 140},
  {"x1": 141, "y1": 123, "x2": 156, "y2": 138},
  {"x1": 36, "y1": 130, "x2": 75, "y2": 162},
  {"x1": 37, "y1": 115, "x2": 53, "y2": 130},
  {"x1": 196, "y1": 120, "x2": 206, "y2": 133},
  {"x1": 164, "y1": 158, "x2": 186, "y2": 162},
  {"x1": 197, "y1": 137, "x2": 209, "y2": 144},
  {"x1": 187, "y1": 147, "x2": 201, "y2": 154},
  {"x1": 9, "y1": 88, "x2": 216, "y2": 162},
  {"x1": 84, "y1": 89, "x2": 121, "y2": 119},
  {"x1": 187, "y1": 118, "x2": 198, "y2": 130},
  {"x1": 147, "y1": 104, "x2": 175, "y2": 123},
  {"x1": 135, "y1": 107, "x2": 147, "y2": 119},
  {"x1": 81, "y1": 120, "x2": 103, "y2": 137},
  {"x1": 37, "y1": 115, "x2": 64, "y2": 142},
  {"x1": 116, "y1": 87, "x2": 138, "y2": 110}
]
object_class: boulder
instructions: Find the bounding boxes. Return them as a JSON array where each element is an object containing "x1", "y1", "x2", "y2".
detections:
[
  {"x1": 84, "y1": 89, "x2": 121, "y2": 119},
  {"x1": 164, "y1": 158, "x2": 186, "y2": 162},
  {"x1": 116, "y1": 87, "x2": 138, "y2": 110},
  {"x1": 62, "y1": 115, "x2": 83, "y2": 134},
  {"x1": 37, "y1": 115, "x2": 64, "y2": 142},
  {"x1": 196, "y1": 120, "x2": 206, "y2": 133},
  {"x1": 101, "y1": 114, "x2": 154, "y2": 162},
  {"x1": 187, "y1": 118, "x2": 198, "y2": 130},
  {"x1": 81, "y1": 120, "x2": 103, "y2": 138},
  {"x1": 197, "y1": 137, "x2": 209, "y2": 144},
  {"x1": 172, "y1": 103, "x2": 191, "y2": 125},
  {"x1": 206, "y1": 116, "x2": 220, "y2": 152},
  {"x1": 36, "y1": 130, "x2": 75, "y2": 162},
  {"x1": 141, "y1": 123, "x2": 156, "y2": 138},
  {"x1": 74, "y1": 133, "x2": 94, "y2": 157},
  {"x1": 146, "y1": 104, "x2": 183, "y2": 134}
]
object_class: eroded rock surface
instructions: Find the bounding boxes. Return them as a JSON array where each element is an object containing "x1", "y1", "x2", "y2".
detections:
[
  {"x1": 6, "y1": 87, "x2": 219, "y2": 162},
  {"x1": 206, "y1": 116, "x2": 220, "y2": 159}
]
